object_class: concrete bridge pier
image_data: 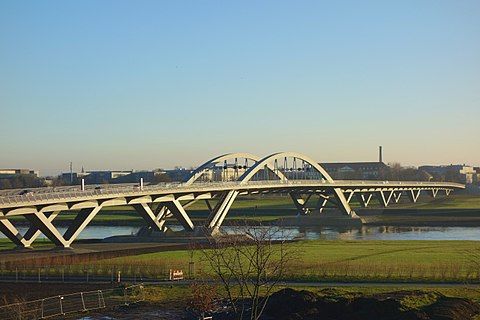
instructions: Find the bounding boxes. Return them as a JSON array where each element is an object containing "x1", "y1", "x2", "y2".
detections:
[{"x1": 0, "y1": 216, "x2": 29, "y2": 248}]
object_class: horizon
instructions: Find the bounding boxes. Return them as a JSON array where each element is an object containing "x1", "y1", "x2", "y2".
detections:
[
  {"x1": 1, "y1": 1, "x2": 479, "y2": 176},
  {"x1": 5, "y1": 148, "x2": 479, "y2": 178}
]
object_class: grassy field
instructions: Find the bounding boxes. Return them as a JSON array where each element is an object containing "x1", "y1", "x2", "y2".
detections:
[
  {"x1": 394, "y1": 194, "x2": 480, "y2": 209},
  {"x1": 62, "y1": 240, "x2": 480, "y2": 283},
  {"x1": 1, "y1": 239, "x2": 480, "y2": 283}
]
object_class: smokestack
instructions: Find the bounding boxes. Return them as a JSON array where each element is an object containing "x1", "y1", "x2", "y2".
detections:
[
  {"x1": 70, "y1": 162, "x2": 73, "y2": 184},
  {"x1": 379, "y1": 146, "x2": 383, "y2": 163}
]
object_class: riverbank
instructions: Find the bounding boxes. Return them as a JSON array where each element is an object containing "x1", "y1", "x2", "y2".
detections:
[{"x1": 2, "y1": 283, "x2": 479, "y2": 320}]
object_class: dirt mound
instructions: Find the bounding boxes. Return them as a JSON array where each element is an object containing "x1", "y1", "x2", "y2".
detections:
[
  {"x1": 422, "y1": 297, "x2": 480, "y2": 320},
  {"x1": 264, "y1": 288, "x2": 320, "y2": 318},
  {"x1": 264, "y1": 288, "x2": 480, "y2": 320}
]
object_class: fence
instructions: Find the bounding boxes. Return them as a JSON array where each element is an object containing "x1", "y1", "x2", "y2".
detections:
[
  {"x1": 0, "y1": 284, "x2": 144, "y2": 320},
  {"x1": 0, "y1": 263, "x2": 193, "y2": 283}
]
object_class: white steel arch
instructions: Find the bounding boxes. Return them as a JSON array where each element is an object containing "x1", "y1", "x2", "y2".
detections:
[
  {"x1": 184, "y1": 153, "x2": 261, "y2": 185},
  {"x1": 204, "y1": 152, "x2": 356, "y2": 233},
  {"x1": 238, "y1": 151, "x2": 335, "y2": 184},
  {"x1": 185, "y1": 152, "x2": 289, "y2": 185}
]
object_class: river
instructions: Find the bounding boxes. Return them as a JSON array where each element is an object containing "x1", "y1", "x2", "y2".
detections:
[{"x1": 3, "y1": 225, "x2": 480, "y2": 241}]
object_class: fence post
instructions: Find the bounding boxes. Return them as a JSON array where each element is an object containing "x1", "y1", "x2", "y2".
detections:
[
  {"x1": 38, "y1": 268, "x2": 41, "y2": 283},
  {"x1": 81, "y1": 292, "x2": 86, "y2": 311},
  {"x1": 59, "y1": 296, "x2": 64, "y2": 315},
  {"x1": 41, "y1": 299, "x2": 44, "y2": 318},
  {"x1": 98, "y1": 290, "x2": 105, "y2": 308},
  {"x1": 189, "y1": 261, "x2": 195, "y2": 279},
  {"x1": 15, "y1": 267, "x2": 18, "y2": 283},
  {"x1": 124, "y1": 287, "x2": 128, "y2": 306}
]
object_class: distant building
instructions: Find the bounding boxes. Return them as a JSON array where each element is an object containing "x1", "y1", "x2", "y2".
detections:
[
  {"x1": 61, "y1": 170, "x2": 149, "y2": 184},
  {"x1": 475, "y1": 167, "x2": 480, "y2": 184},
  {"x1": 112, "y1": 171, "x2": 155, "y2": 183},
  {"x1": 204, "y1": 165, "x2": 247, "y2": 182},
  {"x1": 165, "y1": 168, "x2": 193, "y2": 182},
  {"x1": 419, "y1": 165, "x2": 478, "y2": 184},
  {"x1": 0, "y1": 169, "x2": 39, "y2": 178},
  {"x1": 0, "y1": 168, "x2": 43, "y2": 189},
  {"x1": 320, "y1": 162, "x2": 389, "y2": 180}
]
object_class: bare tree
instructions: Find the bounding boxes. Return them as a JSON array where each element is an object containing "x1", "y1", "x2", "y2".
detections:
[
  {"x1": 201, "y1": 225, "x2": 294, "y2": 320},
  {"x1": 189, "y1": 281, "x2": 219, "y2": 319}
]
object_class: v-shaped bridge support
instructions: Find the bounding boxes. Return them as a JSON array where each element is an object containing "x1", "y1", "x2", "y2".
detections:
[
  {"x1": 392, "y1": 191, "x2": 403, "y2": 203},
  {"x1": 205, "y1": 190, "x2": 239, "y2": 231},
  {"x1": 407, "y1": 189, "x2": 421, "y2": 203},
  {"x1": 0, "y1": 211, "x2": 61, "y2": 248},
  {"x1": 377, "y1": 190, "x2": 395, "y2": 207},
  {"x1": 356, "y1": 193, "x2": 373, "y2": 207},
  {"x1": 133, "y1": 203, "x2": 169, "y2": 233},
  {"x1": 25, "y1": 207, "x2": 103, "y2": 248},
  {"x1": 0, "y1": 213, "x2": 28, "y2": 247},
  {"x1": 290, "y1": 192, "x2": 313, "y2": 215}
]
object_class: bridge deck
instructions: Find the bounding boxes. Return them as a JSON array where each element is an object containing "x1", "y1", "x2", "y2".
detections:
[{"x1": 0, "y1": 180, "x2": 464, "y2": 212}]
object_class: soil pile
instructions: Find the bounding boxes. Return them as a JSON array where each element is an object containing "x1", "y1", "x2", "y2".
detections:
[{"x1": 264, "y1": 288, "x2": 480, "y2": 320}]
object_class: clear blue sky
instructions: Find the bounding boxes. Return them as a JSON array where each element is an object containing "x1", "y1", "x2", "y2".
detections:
[{"x1": 1, "y1": 1, "x2": 479, "y2": 176}]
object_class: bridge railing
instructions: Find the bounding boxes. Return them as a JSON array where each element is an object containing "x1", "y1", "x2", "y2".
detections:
[
  {"x1": 0, "y1": 182, "x2": 146, "y2": 197},
  {"x1": 0, "y1": 180, "x2": 462, "y2": 207}
]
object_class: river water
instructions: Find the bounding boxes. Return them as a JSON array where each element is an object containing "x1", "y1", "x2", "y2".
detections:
[{"x1": 3, "y1": 225, "x2": 480, "y2": 241}]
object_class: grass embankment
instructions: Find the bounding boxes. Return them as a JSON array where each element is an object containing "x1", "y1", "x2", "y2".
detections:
[
  {"x1": 393, "y1": 194, "x2": 480, "y2": 210},
  {"x1": 28, "y1": 240, "x2": 479, "y2": 283},
  {"x1": 80, "y1": 284, "x2": 480, "y2": 320},
  {"x1": 140, "y1": 284, "x2": 480, "y2": 306},
  {"x1": 122, "y1": 240, "x2": 480, "y2": 282},
  {"x1": 361, "y1": 194, "x2": 480, "y2": 226},
  {"x1": 3, "y1": 282, "x2": 480, "y2": 319}
]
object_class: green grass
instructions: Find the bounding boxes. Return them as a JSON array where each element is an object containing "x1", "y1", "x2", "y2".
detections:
[
  {"x1": 394, "y1": 194, "x2": 480, "y2": 209},
  {"x1": 0, "y1": 239, "x2": 17, "y2": 250},
  {"x1": 80, "y1": 240, "x2": 480, "y2": 283},
  {"x1": 2, "y1": 239, "x2": 480, "y2": 283}
]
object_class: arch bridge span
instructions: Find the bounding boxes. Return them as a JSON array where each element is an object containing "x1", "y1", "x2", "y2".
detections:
[{"x1": 0, "y1": 152, "x2": 464, "y2": 248}]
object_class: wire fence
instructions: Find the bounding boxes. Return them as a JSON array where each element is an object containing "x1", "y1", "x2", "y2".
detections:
[
  {"x1": 0, "y1": 263, "x2": 194, "y2": 283},
  {"x1": 0, "y1": 284, "x2": 144, "y2": 320}
]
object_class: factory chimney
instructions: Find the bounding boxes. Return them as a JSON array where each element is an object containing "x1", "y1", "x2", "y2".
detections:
[{"x1": 379, "y1": 146, "x2": 383, "y2": 163}]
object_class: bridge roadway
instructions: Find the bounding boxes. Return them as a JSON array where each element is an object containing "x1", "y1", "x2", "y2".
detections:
[{"x1": 0, "y1": 151, "x2": 465, "y2": 248}]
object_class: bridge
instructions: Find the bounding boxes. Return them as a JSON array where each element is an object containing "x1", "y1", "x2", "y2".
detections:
[{"x1": 0, "y1": 152, "x2": 464, "y2": 248}]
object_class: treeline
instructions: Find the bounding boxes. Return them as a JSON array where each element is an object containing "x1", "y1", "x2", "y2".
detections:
[
  {"x1": 0, "y1": 175, "x2": 46, "y2": 190},
  {"x1": 383, "y1": 163, "x2": 467, "y2": 183},
  {"x1": 381, "y1": 163, "x2": 431, "y2": 181},
  {"x1": 336, "y1": 163, "x2": 465, "y2": 183}
]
